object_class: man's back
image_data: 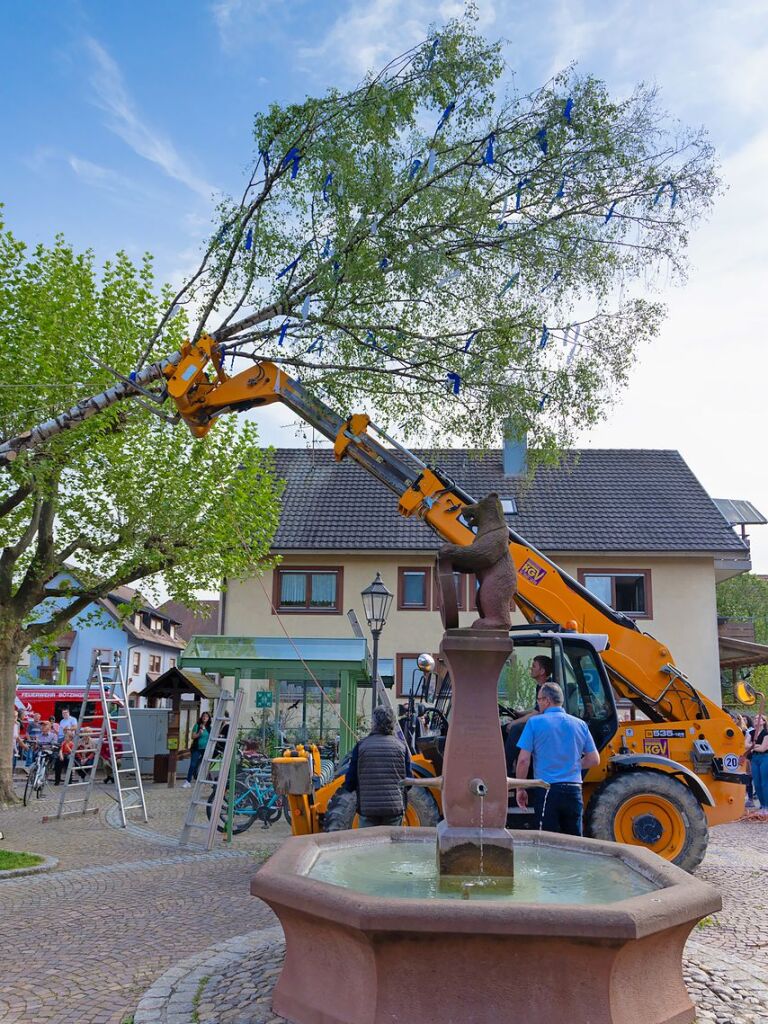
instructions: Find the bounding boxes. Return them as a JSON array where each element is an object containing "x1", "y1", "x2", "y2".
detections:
[
  {"x1": 518, "y1": 707, "x2": 593, "y2": 784},
  {"x1": 357, "y1": 732, "x2": 409, "y2": 818}
]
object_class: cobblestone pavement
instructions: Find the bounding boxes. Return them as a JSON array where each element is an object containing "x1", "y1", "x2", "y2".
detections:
[{"x1": 1, "y1": 773, "x2": 767, "y2": 1024}]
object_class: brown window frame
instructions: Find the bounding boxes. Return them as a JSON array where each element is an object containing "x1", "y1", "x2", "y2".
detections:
[
  {"x1": 131, "y1": 651, "x2": 141, "y2": 675},
  {"x1": 577, "y1": 568, "x2": 653, "y2": 620},
  {"x1": 396, "y1": 652, "x2": 438, "y2": 697},
  {"x1": 397, "y1": 567, "x2": 432, "y2": 610},
  {"x1": 432, "y1": 570, "x2": 466, "y2": 611},
  {"x1": 271, "y1": 566, "x2": 344, "y2": 615},
  {"x1": 149, "y1": 654, "x2": 162, "y2": 673}
]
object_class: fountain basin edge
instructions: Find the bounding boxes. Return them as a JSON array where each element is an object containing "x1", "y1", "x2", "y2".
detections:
[{"x1": 251, "y1": 828, "x2": 721, "y2": 1024}]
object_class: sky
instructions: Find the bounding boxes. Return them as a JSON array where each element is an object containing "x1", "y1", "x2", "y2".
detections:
[{"x1": 1, "y1": 0, "x2": 767, "y2": 571}]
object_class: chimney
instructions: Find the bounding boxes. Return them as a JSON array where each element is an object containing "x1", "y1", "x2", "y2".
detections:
[{"x1": 503, "y1": 431, "x2": 527, "y2": 477}]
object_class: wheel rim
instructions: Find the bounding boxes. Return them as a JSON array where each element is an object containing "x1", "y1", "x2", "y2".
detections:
[{"x1": 613, "y1": 794, "x2": 686, "y2": 860}]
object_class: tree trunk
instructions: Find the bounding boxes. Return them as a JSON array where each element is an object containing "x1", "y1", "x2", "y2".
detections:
[{"x1": 0, "y1": 645, "x2": 22, "y2": 804}]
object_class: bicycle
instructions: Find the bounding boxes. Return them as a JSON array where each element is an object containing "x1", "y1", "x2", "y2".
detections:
[
  {"x1": 23, "y1": 744, "x2": 58, "y2": 806},
  {"x1": 205, "y1": 766, "x2": 285, "y2": 833}
]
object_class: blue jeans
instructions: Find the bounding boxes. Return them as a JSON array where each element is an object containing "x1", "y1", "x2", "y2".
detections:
[
  {"x1": 751, "y1": 754, "x2": 768, "y2": 808},
  {"x1": 358, "y1": 814, "x2": 403, "y2": 828},
  {"x1": 186, "y1": 748, "x2": 204, "y2": 783},
  {"x1": 532, "y1": 784, "x2": 584, "y2": 836}
]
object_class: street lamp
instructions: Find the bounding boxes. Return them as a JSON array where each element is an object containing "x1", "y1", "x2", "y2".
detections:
[{"x1": 361, "y1": 572, "x2": 393, "y2": 707}]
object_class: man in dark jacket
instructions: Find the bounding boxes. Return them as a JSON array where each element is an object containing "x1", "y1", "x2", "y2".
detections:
[{"x1": 344, "y1": 706, "x2": 411, "y2": 827}]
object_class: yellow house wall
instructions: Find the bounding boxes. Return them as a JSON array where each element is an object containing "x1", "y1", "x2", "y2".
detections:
[{"x1": 223, "y1": 550, "x2": 722, "y2": 706}]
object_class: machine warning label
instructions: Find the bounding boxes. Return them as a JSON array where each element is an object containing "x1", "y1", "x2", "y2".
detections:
[
  {"x1": 649, "y1": 729, "x2": 686, "y2": 739},
  {"x1": 643, "y1": 738, "x2": 669, "y2": 756},
  {"x1": 519, "y1": 559, "x2": 547, "y2": 585}
]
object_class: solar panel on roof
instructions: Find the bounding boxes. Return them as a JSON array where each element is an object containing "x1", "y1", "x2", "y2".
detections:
[{"x1": 714, "y1": 498, "x2": 767, "y2": 526}]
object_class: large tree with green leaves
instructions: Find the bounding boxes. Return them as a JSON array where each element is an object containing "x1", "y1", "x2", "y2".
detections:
[
  {"x1": 717, "y1": 574, "x2": 768, "y2": 697},
  {"x1": 0, "y1": 220, "x2": 282, "y2": 802}
]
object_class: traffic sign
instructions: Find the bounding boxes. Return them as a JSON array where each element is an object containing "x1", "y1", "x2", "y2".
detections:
[{"x1": 256, "y1": 690, "x2": 273, "y2": 708}]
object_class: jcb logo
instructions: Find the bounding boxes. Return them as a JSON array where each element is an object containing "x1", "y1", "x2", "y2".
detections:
[
  {"x1": 643, "y1": 738, "x2": 669, "y2": 756},
  {"x1": 519, "y1": 559, "x2": 547, "y2": 585}
]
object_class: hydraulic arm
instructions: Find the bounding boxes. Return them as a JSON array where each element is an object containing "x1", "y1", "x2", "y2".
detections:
[{"x1": 163, "y1": 336, "x2": 726, "y2": 727}]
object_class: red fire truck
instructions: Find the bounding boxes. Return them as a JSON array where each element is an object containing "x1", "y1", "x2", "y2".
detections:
[{"x1": 15, "y1": 684, "x2": 123, "y2": 735}]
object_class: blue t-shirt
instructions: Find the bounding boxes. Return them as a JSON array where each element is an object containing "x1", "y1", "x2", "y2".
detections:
[{"x1": 518, "y1": 707, "x2": 597, "y2": 784}]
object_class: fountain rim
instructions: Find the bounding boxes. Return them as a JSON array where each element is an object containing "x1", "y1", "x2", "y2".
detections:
[{"x1": 251, "y1": 827, "x2": 721, "y2": 941}]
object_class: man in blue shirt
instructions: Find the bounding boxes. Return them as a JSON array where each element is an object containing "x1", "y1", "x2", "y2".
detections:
[{"x1": 515, "y1": 682, "x2": 600, "y2": 836}]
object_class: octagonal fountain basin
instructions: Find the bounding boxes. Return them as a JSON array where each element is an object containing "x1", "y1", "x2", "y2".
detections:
[{"x1": 251, "y1": 828, "x2": 721, "y2": 1024}]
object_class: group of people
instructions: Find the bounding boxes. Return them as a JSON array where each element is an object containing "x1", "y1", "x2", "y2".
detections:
[
  {"x1": 344, "y1": 653, "x2": 597, "y2": 837},
  {"x1": 13, "y1": 707, "x2": 122, "y2": 785},
  {"x1": 733, "y1": 709, "x2": 768, "y2": 813}
]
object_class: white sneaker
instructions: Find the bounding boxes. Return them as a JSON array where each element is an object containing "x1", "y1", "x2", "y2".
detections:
[{"x1": 181, "y1": 780, "x2": 191, "y2": 788}]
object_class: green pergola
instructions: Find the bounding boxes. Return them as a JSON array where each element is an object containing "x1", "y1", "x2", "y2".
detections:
[{"x1": 178, "y1": 635, "x2": 373, "y2": 757}]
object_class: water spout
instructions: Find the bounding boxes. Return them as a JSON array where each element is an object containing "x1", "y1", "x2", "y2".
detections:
[{"x1": 468, "y1": 778, "x2": 488, "y2": 796}]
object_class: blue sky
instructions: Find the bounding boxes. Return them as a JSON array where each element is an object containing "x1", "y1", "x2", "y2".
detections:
[{"x1": 1, "y1": 0, "x2": 767, "y2": 570}]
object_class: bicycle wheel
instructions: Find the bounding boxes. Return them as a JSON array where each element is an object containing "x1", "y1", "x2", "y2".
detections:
[
  {"x1": 258, "y1": 796, "x2": 282, "y2": 825},
  {"x1": 23, "y1": 766, "x2": 35, "y2": 806},
  {"x1": 206, "y1": 781, "x2": 260, "y2": 834},
  {"x1": 282, "y1": 797, "x2": 292, "y2": 826}
]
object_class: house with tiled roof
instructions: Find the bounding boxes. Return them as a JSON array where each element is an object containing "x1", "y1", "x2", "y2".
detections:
[
  {"x1": 221, "y1": 442, "x2": 760, "y2": 707},
  {"x1": 25, "y1": 582, "x2": 186, "y2": 700}
]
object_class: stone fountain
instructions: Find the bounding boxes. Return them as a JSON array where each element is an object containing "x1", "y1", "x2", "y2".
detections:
[{"x1": 252, "y1": 494, "x2": 721, "y2": 1024}]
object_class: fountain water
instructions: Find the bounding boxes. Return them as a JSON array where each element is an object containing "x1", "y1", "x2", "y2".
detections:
[{"x1": 252, "y1": 494, "x2": 721, "y2": 1024}]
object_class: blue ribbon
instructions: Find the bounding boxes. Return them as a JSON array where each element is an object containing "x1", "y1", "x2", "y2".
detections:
[
  {"x1": 321, "y1": 238, "x2": 332, "y2": 259},
  {"x1": 654, "y1": 181, "x2": 678, "y2": 207},
  {"x1": 307, "y1": 336, "x2": 323, "y2": 355},
  {"x1": 282, "y1": 147, "x2": 301, "y2": 180},
  {"x1": 436, "y1": 101, "x2": 455, "y2": 132},
  {"x1": 129, "y1": 371, "x2": 137, "y2": 383},
  {"x1": 515, "y1": 178, "x2": 530, "y2": 211},
  {"x1": 301, "y1": 295, "x2": 311, "y2": 320},
  {"x1": 409, "y1": 158, "x2": 422, "y2": 180},
  {"x1": 245, "y1": 228, "x2": 253, "y2": 251},
  {"x1": 277, "y1": 321, "x2": 289, "y2": 346},
  {"x1": 484, "y1": 134, "x2": 495, "y2": 166},
  {"x1": 556, "y1": 175, "x2": 566, "y2": 199},
  {"x1": 536, "y1": 128, "x2": 548, "y2": 155},
  {"x1": 499, "y1": 272, "x2": 520, "y2": 296},
  {"x1": 379, "y1": 257, "x2": 390, "y2": 270},
  {"x1": 538, "y1": 325, "x2": 549, "y2": 350},
  {"x1": 538, "y1": 394, "x2": 549, "y2": 411},
  {"x1": 322, "y1": 172, "x2": 333, "y2": 203},
  {"x1": 426, "y1": 36, "x2": 439, "y2": 68},
  {"x1": 260, "y1": 148, "x2": 270, "y2": 174},
  {"x1": 605, "y1": 201, "x2": 618, "y2": 223},
  {"x1": 332, "y1": 259, "x2": 340, "y2": 279},
  {"x1": 216, "y1": 225, "x2": 229, "y2": 244},
  {"x1": 563, "y1": 97, "x2": 574, "y2": 124},
  {"x1": 446, "y1": 372, "x2": 461, "y2": 395},
  {"x1": 276, "y1": 256, "x2": 301, "y2": 280},
  {"x1": 463, "y1": 330, "x2": 478, "y2": 353},
  {"x1": 427, "y1": 148, "x2": 436, "y2": 175}
]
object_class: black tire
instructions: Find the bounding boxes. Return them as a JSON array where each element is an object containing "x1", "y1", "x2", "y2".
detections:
[
  {"x1": 282, "y1": 797, "x2": 292, "y2": 826},
  {"x1": 206, "y1": 781, "x2": 259, "y2": 834},
  {"x1": 585, "y1": 770, "x2": 709, "y2": 873},
  {"x1": 258, "y1": 798, "x2": 282, "y2": 825},
  {"x1": 23, "y1": 769, "x2": 34, "y2": 807},
  {"x1": 322, "y1": 782, "x2": 440, "y2": 832}
]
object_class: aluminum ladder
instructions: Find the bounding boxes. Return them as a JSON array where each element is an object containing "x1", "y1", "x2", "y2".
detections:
[
  {"x1": 50, "y1": 651, "x2": 148, "y2": 827},
  {"x1": 178, "y1": 689, "x2": 244, "y2": 851}
]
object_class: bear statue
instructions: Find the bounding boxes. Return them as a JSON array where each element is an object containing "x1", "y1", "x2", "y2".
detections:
[{"x1": 436, "y1": 492, "x2": 517, "y2": 630}]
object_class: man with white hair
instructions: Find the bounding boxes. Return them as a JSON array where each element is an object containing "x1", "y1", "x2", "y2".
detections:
[
  {"x1": 515, "y1": 682, "x2": 600, "y2": 836},
  {"x1": 344, "y1": 706, "x2": 411, "y2": 827}
]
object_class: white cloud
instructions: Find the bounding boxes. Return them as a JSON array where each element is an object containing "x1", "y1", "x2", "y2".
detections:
[
  {"x1": 83, "y1": 36, "x2": 217, "y2": 199},
  {"x1": 67, "y1": 156, "x2": 143, "y2": 195},
  {"x1": 211, "y1": 0, "x2": 282, "y2": 53}
]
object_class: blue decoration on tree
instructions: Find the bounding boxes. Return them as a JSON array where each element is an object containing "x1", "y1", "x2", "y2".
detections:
[
  {"x1": 278, "y1": 321, "x2": 290, "y2": 346},
  {"x1": 484, "y1": 134, "x2": 495, "y2": 165},
  {"x1": 605, "y1": 201, "x2": 618, "y2": 223},
  {"x1": 321, "y1": 237, "x2": 332, "y2": 259},
  {"x1": 536, "y1": 128, "x2": 548, "y2": 155},
  {"x1": 276, "y1": 256, "x2": 301, "y2": 279},
  {"x1": 322, "y1": 171, "x2": 333, "y2": 203},
  {"x1": 499, "y1": 271, "x2": 520, "y2": 296},
  {"x1": 563, "y1": 97, "x2": 574, "y2": 124},
  {"x1": 307, "y1": 336, "x2": 324, "y2": 355},
  {"x1": 379, "y1": 257, "x2": 390, "y2": 270},
  {"x1": 556, "y1": 175, "x2": 566, "y2": 199},
  {"x1": 463, "y1": 330, "x2": 479, "y2": 353},
  {"x1": 245, "y1": 228, "x2": 253, "y2": 251},
  {"x1": 436, "y1": 101, "x2": 455, "y2": 132},
  {"x1": 516, "y1": 178, "x2": 530, "y2": 210},
  {"x1": 409, "y1": 158, "x2": 422, "y2": 180},
  {"x1": 425, "y1": 36, "x2": 439, "y2": 69},
  {"x1": 428, "y1": 148, "x2": 437, "y2": 175},
  {"x1": 654, "y1": 181, "x2": 678, "y2": 208},
  {"x1": 282, "y1": 147, "x2": 301, "y2": 180},
  {"x1": 446, "y1": 371, "x2": 461, "y2": 395},
  {"x1": 538, "y1": 325, "x2": 550, "y2": 350},
  {"x1": 260, "y1": 148, "x2": 270, "y2": 174},
  {"x1": 301, "y1": 295, "x2": 311, "y2": 320},
  {"x1": 538, "y1": 394, "x2": 549, "y2": 411}
]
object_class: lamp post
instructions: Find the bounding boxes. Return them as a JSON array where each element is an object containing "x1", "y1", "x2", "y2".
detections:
[{"x1": 361, "y1": 572, "x2": 394, "y2": 708}]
